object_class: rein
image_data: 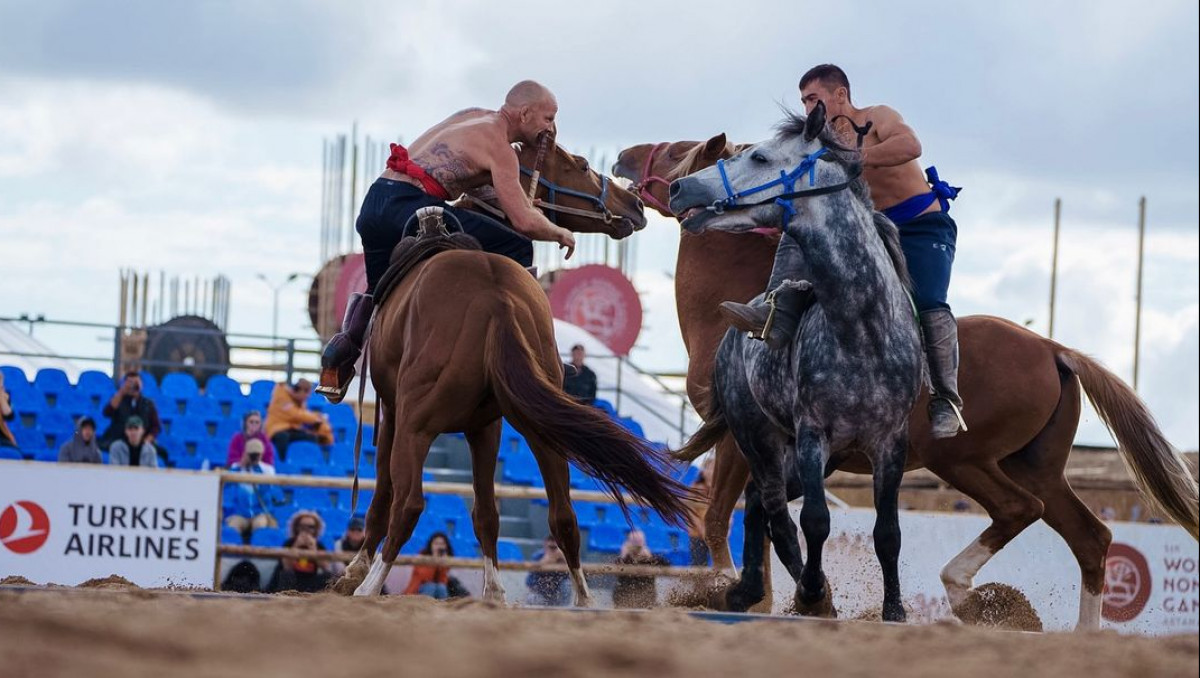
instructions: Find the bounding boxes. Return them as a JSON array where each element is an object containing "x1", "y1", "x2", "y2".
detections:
[
  {"x1": 630, "y1": 142, "x2": 674, "y2": 214},
  {"x1": 519, "y1": 166, "x2": 623, "y2": 225}
]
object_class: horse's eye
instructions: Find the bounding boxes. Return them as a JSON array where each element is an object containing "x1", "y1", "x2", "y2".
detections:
[{"x1": 750, "y1": 151, "x2": 767, "y2": 163}]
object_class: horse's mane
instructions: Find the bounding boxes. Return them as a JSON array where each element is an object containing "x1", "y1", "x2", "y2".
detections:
[
  {"x1": 776, "y1": 111, "x2": 912, "y2": 294},
  {"x1": 375, "y1": 232, "x2": 483, "y2": 306}
]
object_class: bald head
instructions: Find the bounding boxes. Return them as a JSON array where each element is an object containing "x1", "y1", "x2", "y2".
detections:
[
  {"x1": 505, "y1": 80, "x2": 556, "y2": 109},
  {"x1": 501, "y1": 80, "x2": 558, "y2": 144}
]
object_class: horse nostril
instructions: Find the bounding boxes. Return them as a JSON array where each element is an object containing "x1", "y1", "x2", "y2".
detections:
[
  {"x1": 669, "y1": 182, "x2": 681, "y2": 199},
  {"x1": 635, "y1": 197, "x2": 645, "y2": 211}
]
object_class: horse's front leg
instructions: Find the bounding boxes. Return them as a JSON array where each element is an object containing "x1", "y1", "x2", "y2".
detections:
[{"x1": 792, "y1": 426, "x2": 836, "y2": 617}]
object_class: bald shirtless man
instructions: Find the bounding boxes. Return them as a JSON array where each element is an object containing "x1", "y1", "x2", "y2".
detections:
[
  {"x1": 317, "y1": 80, "x2": 577, "y2": 402},
  {"x1": 720, "y1": 65, "x2": 965, "y2": 438}
]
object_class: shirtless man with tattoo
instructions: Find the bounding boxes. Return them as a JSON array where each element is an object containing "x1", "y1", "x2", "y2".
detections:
[
  {"x1": 720, "y1": 65, "x2": 966, "y2": 437},
  {"x1": 317, "y1": 80, "x2": 577, "y2": 401}
]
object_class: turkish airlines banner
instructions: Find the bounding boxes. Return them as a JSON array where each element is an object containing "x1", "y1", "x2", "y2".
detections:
[
  {"x1": 768, "y1": 507, "x2": 1198, "y2": 635},
  {"x1": 0, "y1": 462, "x2": 219, "y2": 588}
]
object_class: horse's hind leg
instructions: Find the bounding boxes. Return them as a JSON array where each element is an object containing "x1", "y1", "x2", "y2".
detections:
[
  {"x1": 1000, "y1": 374, "x2": 1111, "y2": 630},
  {"x1": 531, "y1": 446, "x2": 592, "y2": 607},
  {"x1": 706, "y1": 435, "x2": 750, "y2": 580},
  {"x1": 929, "y1": 460, "x2": 1045, "y2": 613},
  {"x1": 871, "y1": 433, "x2": 909, "y2": 622},
  {"x1": 355, "y1": 425, "x2": 435, "y2": 596},
  {"x1": 466, "y1": 421, "x2": 507, "y2": 604},
  {"x1": 335, "y1": 404, "x2": 394, "y2": 595}
]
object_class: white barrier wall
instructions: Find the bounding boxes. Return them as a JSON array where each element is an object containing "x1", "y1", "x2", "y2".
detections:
[
  {"x1": 0, "y1": 462, "x2": 219, "y2": 587},
  {"x1": 769, "y1": 507, "x2": 1198, "y2": 635}
]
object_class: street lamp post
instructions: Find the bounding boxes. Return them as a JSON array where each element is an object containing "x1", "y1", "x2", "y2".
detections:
[{"x1": 257, "y1": 273, "x2": 302, "y2": 372}]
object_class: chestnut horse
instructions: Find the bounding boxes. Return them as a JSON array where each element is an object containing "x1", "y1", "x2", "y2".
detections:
[
  {"x1": 615, "y1": 136, "x2": 1199, "y2": 627},
  {"x1": 333, "y1": 144, "x2": 691, "y2": 604}
]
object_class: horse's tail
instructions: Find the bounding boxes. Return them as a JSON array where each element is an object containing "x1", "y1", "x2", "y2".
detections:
[
  {"x1": 672, "y1": 387, "x2": 728, "y2": 463},
  {"x1": 1058, "y1": 348, "x2": 1199, "y2": 539},
  {"x1": 484, "y1": 305, "x2": 695, "y2": 528}
]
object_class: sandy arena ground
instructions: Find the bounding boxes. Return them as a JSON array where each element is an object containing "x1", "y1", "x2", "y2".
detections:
[{"x1": 0, "y1": 583, "x2": 1196, "y2": 678}]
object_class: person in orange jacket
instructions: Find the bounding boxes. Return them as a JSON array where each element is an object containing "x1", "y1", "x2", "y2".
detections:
[{"x1": 265, "y1": 379, "x2": 334, "y2": 459}]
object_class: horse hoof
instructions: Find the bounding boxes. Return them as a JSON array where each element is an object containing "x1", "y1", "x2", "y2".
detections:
[
  {"x1": 791, "y1": 580, "x2": 838, "y2": 618},
  {"x1": 882, "y1": 603, "x2": 907, "y2": 623},
  {"x1": 330, "y1": 576, "x2": 360, "y2": 596}
]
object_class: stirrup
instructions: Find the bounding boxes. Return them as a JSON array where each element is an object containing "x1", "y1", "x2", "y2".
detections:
[
  {"x1": 930, "y1": 397, "x2": 968, "y2": 433},
  {"x1": 316, "y1": 366, "x2": 354, "y2": 404}
]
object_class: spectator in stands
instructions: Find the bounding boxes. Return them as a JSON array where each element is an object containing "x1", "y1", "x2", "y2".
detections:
[
  {"x1": 614, "y1": 528, "x2": 672, "y2": 607},
  {"x1": 952, "y1": 498, "x2": 971, "y2": 513},
  {"x1": 562, "y1": 344, "x2": 598, "y2": 405},
  {"x1": 58, "y1": 415, "x2": 102, "y2": 464},
  {"x1": 404, "y1": 532, "x2": 470, "y2": 599},
  {"x1": 99, "y1": 371, "x2": 162, "y2": 451},
  {"x1": 524, "y1": 535, "x2": 571, "y2": 606},
  {"x1": 108, "y1": 416, "x2": 160, "y2": 467},
  {"x1": 225, "y1": 409, "x2": 277, "y2": 468},
  {"x1": 1099, "y1": 506, "x2": 1117, "y2": 522},
  {"x1": 0, "y1": 371, "x2": 16, "y2": 449},
  {"x1": 269, "y1": 509, "x2": 331, "y2": 593},
  {"x1": 221, "y1": 560, "x2": 263, "y2": 593},
  {"x1": 328, "y1": 514, "x2": 367, "y2": 580},
  {"x1": 612, "y1": 528, "x2": 669, "y2": 608},
  {"x1": 686, "y1": 456, "x2": 715, "y2": 567},
  {"x1": 266, "y1": 379, "x2": 334, "y2": 459},
  {"x1": 224, "y1": 439, "x2": 280, "y2": 540}
]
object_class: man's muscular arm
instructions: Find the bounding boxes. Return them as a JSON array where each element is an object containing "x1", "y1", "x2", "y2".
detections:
[
  {"x1": 488, "y1": 140, "x2": 576, "y2": 257},
  {"x1": 861, "y1": 106, "x2": 922, "y2": 169}
]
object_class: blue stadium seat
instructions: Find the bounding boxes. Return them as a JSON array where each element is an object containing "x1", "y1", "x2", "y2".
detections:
[
  {"x1": 665, "y1": 549, "x2": 691, "y2": 567},
  {"x1": 328, "y1": 444, "x2": 355, "y2": 474},
  {"x1": 593, "y1": 399, "x2": 618, "y2": 418},
  {"x1": 33, "y1": 449, "x2": 59, "y2": 463},
  {"x1": 451, "y1": 536, "x2": 479, "y2": 558},
  {"x1": 171, "y1": 418, "x2": 210, "y2": 455},
  {"x1": 37, "y1": 409, "x2": 76, "y2": 437},
  {"x1": 618, "y1": 416, "x2": 645, "y2": 439},
  {"x1": 572, "y1": 502, "x2": 603, "y2": 528},
  {"x1": 642, "y1": 525, "x2": 674, "y2": 553},
  {"x1": 292, "y1": 487, "x2": 335, "y2": 510},
  {"x1": 137, "y1": 371, "x2": 161, "y2": 400},
  {"x1": 173, "y1": 456, "x2": 205, "y2": 471},
  {"x1": 425, "y1": 494, "x2": 469, "y2": 520},
  {"x1": 501, "y1": 449, "x2": 539, "y2": 486},
  {"x1": 496, "y1": 540, "x2": 525, "y2": 562},
  {"x1": 271, "y1": 503, "x2": 298, "y2": 526},
  {"x1": 675, "y1": 463, "x2": 701, "y2": 487},
  {"x1": 161, "y1": 373, "x2": 200, "y2": 400},
  {"x1": 319, "y1": 507, "x2": 350, "y2": 538},
  {"x1": 76, "y1": 370, "x2": 115, "y2": 393},
  {"x1": 248, "y1": 380, "x2": 276, "y2": 405},
  {"x1": 312, "y1": 463, "x2": 346, "y2": 478},
  {"x1": 587, "y1": 524, "x2": 625, "y2": 553},
  {"x1": 1, "y1": 365, "x2": 29, "y2": 390},
  {"x1": 12, "y1": 422, "x2": 47, "y2": 448},
  {"x1": 11, "y1": 398, "x2": 46, "y2": 430},
  {"x1": 204, "y1": 374, "x2": 243, "y2": 402},
  {"x1": 33, "y1": 368, "x2": 72, "y2": 400},
  {"x1": 249, "y1": 528, "x2": 286, "y2": 548},
  {"x1": 55, "y1": 390, "x2": 94, "y2": 420},
  {"x1": 221, "y1": 526, "x2": 244, "y2": 545},
  {"x1": 214, "y1": 418, "x2": 242, "y2": 444},
  {"x1": 185, "y1": 396, "x2": 222, "y2": 423},
  {"x1": 0, "y1": 447, "x2": 24, "y2": 461},
  {"x1": 286, "y1": 441, "x2": 324, "y2": 469},
  {"x1": 336, "y1": 489, "x2": 374, "y2": 513}
]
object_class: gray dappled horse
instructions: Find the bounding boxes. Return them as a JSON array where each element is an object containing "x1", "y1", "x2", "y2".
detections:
[{"x1": 670, "y1": 103, "x2": 922, "y2": 621}]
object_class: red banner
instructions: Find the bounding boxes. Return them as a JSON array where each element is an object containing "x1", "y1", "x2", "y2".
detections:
[{"x1": 548, "y1": 265, "x2": 642, "y2": 356}]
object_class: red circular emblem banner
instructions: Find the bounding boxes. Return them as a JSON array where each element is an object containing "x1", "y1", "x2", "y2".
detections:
[
  {"x1": 548, "y1": 265, "x2": 643, "y2": 356},
  {"x1": 334, "y1": 253, "x2": 368, "y2": 323},
  {"x1": 1102, "y1": 542, "x2": 1152, "y2": 622}
]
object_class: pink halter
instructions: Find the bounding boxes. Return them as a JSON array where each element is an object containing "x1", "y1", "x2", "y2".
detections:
[{"x1": 630, "y1": 142, "x2": 674, "y2": 215}]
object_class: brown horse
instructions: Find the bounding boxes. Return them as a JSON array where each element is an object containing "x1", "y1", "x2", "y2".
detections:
[
  {"x1": 614, "y1": 137, "x2": 1199, "y2": 628},
  {"x1": 333, "y1": 145, "x2": 689, "y2": 604}
]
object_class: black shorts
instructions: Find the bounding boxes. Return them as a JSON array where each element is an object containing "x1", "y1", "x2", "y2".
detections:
[{"x1": 356, "y1": 179, "x2": 534, "y2": 292}]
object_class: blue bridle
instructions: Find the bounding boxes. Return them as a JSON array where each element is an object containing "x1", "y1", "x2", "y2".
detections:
[
  {"x1": 709, "y1": 146, "x2": 858, "y2": 223},
  {"x1": 519, "y1": 166, "x2": 618, "y2": 224}
]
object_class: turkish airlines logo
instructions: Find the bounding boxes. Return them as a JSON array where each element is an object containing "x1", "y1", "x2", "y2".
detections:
[
  {"x1": 0, "y1": 500, "x2": 52, "y2": 554},
  {"x1": 1102, "y1": 542, "x2": 1152, "y2": 622}
]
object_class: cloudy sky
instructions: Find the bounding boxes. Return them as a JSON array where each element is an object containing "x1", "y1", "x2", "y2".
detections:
[{"x1": 0, "y1": 0, "x2": 1196, "y2": 448}]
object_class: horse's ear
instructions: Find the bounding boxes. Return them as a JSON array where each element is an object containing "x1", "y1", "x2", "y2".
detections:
[
  {"x1": 702, "y1": 133, "x2": 728, "y2": 158},
  {"x1": 804, "y1": 101, "x2": 826, "y2": 141}
]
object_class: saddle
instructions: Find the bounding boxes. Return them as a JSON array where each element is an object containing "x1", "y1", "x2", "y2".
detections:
[{"x1": 374, "y1": 207, "x2": 483, "y2": 307}]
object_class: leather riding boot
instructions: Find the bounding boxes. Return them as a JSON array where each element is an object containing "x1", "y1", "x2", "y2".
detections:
[
  {"x1": 316, "y1": 293, "x2": 374, "y2": 404},
  {"x1": 920, "y1": 308, "x2": 966, "y2": 438},
  {"x1": 719, "y1": 280, "x2": 814, "y2": 350}
]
